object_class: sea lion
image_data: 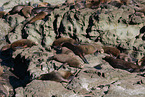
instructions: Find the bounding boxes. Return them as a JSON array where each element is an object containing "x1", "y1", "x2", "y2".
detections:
[
  {"x1": 138, "y1": 56, "x2": 145, "y2": 66},
  {"x1": 1, "y1": 39, "x2": 37, "y2": 51},
  {"x1": 31, "y1": 6, "x2": 56, "y2": 16},
  {"x1": 21, "y1": 6, "x2": 33, "y2": 18},
  {"x1": 103, "y1": 56, "x2": 142, "y2": 72},
  {"x1": 28, "y1": 11, "x2": 48, "y2": 24},
  {"x1": 37, "y1": 70, "x2": 74, "y2": 82},
  {"x1": 56, "y1": 47, "x2": 75, "y2": 56},
  {"x1": 21, "y1": 11, "x2": 49, "y2": 32},
  {"x1": 60, "y1": 42, "x2": 103, "y2": 64},
  {"x1": 8, "y1": 5, "x2": 26, "y2": 15},
  {"x1": 66, "y1": 0, "x2": 75, "y2": 4},
  {"x1": 38, "y1": 2, "x2": 51, "y2": 7},
  {"x1": 50, "y1": 54, "x2": 84, "y2": 69},
  {"x1": 102, "y1": 46, "x2": 120, "y2": 57},
  {"x1": 0, "y1": 65, "x2": 4, "y2": 76},
  {"x1": 52, "y1": 37, "x2": 78, "y2": 48},
  {"x1": 85, "y1": 0, "x2": 103, "y2": 8},
  {"x1": 0, "y1": 11, "x2": 7, "y2": 18}
]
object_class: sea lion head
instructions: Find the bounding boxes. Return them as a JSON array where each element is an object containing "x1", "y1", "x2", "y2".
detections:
[{"x1": 102, "y1": 56, "x2": 113, "y2": 62}]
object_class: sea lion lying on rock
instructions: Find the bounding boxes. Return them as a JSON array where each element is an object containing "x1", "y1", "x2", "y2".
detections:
[
  {"x1": 102, "y1": 46, "x2": 120, "y2": 58},
  {"x1": 8, "y1": 5, "x2": 26, "y2": 15},
  {"x1": 49, "y1": 54, "x2": 84, "y2": 69},
  {"x1": 103, "y1": 56, "x2": 144, "y2": 72},
  {"x1": 37, "y1": 70, "x2": 74, "y2": 83},
  {"x1": 52, "y1": 37, "x2": 78, "y2": 49},
  {"x1": 60, "y1": 42, "x2": 103, "y2": 64},
  {"x1": 1, "y1": 39, "x2": 37, "y2": 51}
]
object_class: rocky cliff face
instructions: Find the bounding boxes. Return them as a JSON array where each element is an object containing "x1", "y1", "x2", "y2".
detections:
[{"x1": 1, "y1": 0, "x2": 145, "y2": 97}]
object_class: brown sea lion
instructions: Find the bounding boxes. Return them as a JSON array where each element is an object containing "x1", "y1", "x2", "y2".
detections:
[
  {"x1": 50, "y1": 54, "x2": 84, "y2": 69},
  {"x1": 21, "y1": 11, "x2": 49, "y2": 33},
  {"x1": 1, "y1": 39, "x2": 37, "y2": 51},
  {"x1": 52, "y1": 37, "x2": 78, "y2": 48},
  {"x1": 0, "y1": 65, "x2": 4, "y2": 76},
  {"x1": 103, "y1": 56, "x2": 142, "y2": 72},
  {"x1": 21, "y1": 6, "x2": 33, "y2": 18},
  {"x1": 66, "y1": 0, "x2": 75, "y2": 4},
  {"x1": 85, "y1": 0, "x2": 103, "y2": 8},
  {"x1": 37, "y1": 70, "x2": 73, "y2": 82},
  {"x1": 102, "y1": 46, "x2": 120, "y2": 57},
  {"x1": 85, "y1": 0, "x2": 128, "y2": 8},
  {"x1": 56, "y1": 47, "x2": 74, "y2": 55},
  {"x1": 60, "y1": 42, "x2": 103, "y2": 64},
  {"x1": 11, "y1": 39, "x2": 37, "y2": 50},
  {"x1": 120, "y1": 0, "x2": 130, "y2": 5},
  {"x1": 0, "y1": 11, "x2": 7, "y2": 18},
  {"x1": 138, "y1": 56, "x2": 145, "y2": 66},
  {"x1": 28, "y1": 11, "x2": 48, "y2": 24},
  {"x1": 8, "y1": 5, "x2": 26, "y2": 15},
  {"x1": 38, "y1": 2, "x2": 51, "y2": 7},
  {"x1": 31, "y1": 6, "x2": 56, "y2": 16}
]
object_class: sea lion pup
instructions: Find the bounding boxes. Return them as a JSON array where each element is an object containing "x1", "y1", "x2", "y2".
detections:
[
  {"x1": 49, "y1": 54, "x2": 84, "y2": 69},
  {"x1": 102, "y1": 46, "x2": 120, "y2": 58},
  {"x1": 37, "y1": 70, "x2": 74, "y2": 83},
  {"x1": 103, "y1": 56, "x2": 142, "y2": 72},
  {"x1": 60, "y1": 42, "x2": 103, "y2": 64},
  {"x1": 7, "y1": 5, "x2": 26, "y2": 15},
  {"x1": 51, "y1": 37, "x2": 78, "y2": 49},
  {"x1": 21, "y1": 6, "x2": 33, "y2": 18},
  {"x1": 1, "y1": 39, "x2": 38, "y2": 51}
]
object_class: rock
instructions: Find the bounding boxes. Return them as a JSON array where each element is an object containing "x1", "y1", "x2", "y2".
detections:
[{"x1": 16, "y1": 80, "x2": 82, "y2": 97}]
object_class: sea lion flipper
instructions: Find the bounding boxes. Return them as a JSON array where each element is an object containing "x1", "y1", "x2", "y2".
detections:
[
  {"x1": 79, "y1": 54, "x2": 89, "y2": 64},
  {"x1": 56, "y1": 63, "x2": 67, "y2": 70}
]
